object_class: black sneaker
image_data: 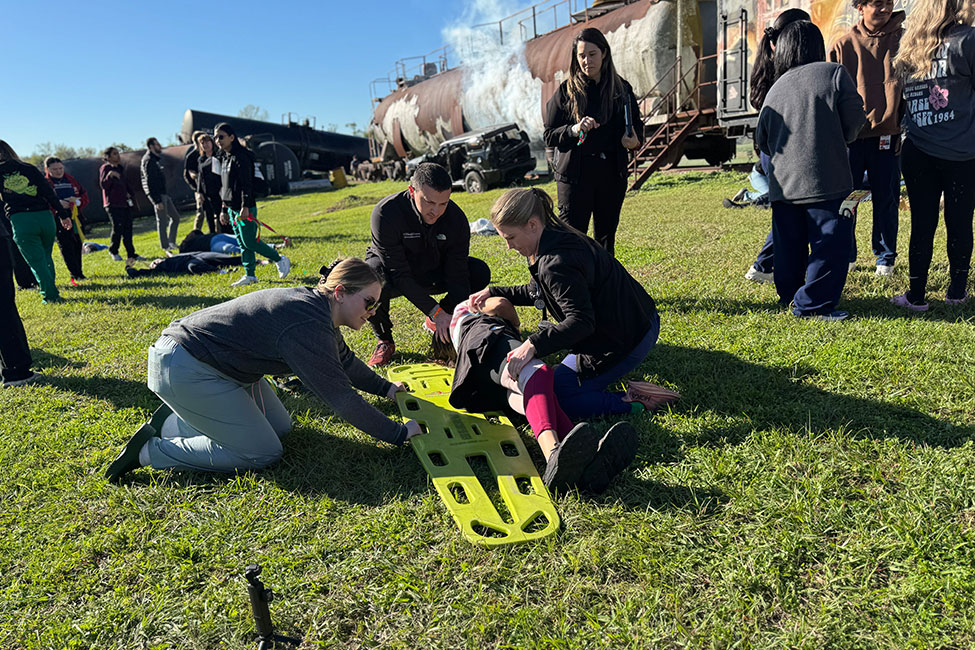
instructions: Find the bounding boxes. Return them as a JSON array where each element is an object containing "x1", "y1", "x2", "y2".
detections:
[
  {"x1": 105, "y1": 417, "x2": 161, "y2": 483},
  {"x1": 542, "y1": 422, "x2": 600, "y2": 493},
  {"x1": 579, "y1": 421, "x2": 639, "y2": 494}
]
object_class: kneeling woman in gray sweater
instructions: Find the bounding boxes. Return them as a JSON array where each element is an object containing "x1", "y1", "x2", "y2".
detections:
[
  {"x1": 106, "y1": 258, "x2": 422, "y2": 482},
  {"x1": 756, "y1": 20, "x2": 866, "y2": 321}
]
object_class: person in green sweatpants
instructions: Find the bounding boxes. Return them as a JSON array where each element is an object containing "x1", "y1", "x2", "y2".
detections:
[
  {"x1": 0, "y1": 140, "x2": 72, "y2": 304},
  {"x1": 228, "y1": 206, "x2": 282, "y2": 277},
  {"x1": 10, "y1": 211, "x2": 60, "y2": 301},
  {"x1": 214, "y1": 122, "x2": 290, "y2": 287}
]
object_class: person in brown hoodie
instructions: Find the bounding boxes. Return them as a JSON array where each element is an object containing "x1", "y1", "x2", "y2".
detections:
[{"x1": 829, "y1": 0, "x2": 905, "y2": 276}]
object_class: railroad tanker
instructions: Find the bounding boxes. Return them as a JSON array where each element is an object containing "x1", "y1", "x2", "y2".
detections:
[{"x1": 369, "y1": 0, "x2": 913, "y2": 171}]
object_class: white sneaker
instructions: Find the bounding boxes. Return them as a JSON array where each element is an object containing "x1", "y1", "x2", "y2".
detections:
[
  {"x1": 848, "y1": 262, "x2": 856, "y2": 273},
  {"x1": 230, "y1": 275, "x2": 258, "y2": 287},
  {"x1": 875, "y1": 264, "x2": 894, "y2": 277},
  {"x1": 744, "y1": 266, "x2": 774, "y2": 284},
  {"x1": 110, "y1": 253, "x2": 123, "y2": 262},
  {"x1": 275, "y1": 255, "x2": 291, "y2": 279}
]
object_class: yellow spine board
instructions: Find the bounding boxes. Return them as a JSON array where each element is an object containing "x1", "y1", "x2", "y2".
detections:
[{"x1": 388, "y1": 363, "x2": 560, "y2": 547}]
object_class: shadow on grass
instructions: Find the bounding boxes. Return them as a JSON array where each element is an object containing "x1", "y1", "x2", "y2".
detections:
[
  {"x1": 43, "y1": 374, "x2": 157, "y2": 410},
  {"x1": 614, "y1": 478, "x2": 727, "y2": 514},
  {"x1": 665, "y1": 295, "x2": 974, "y2": 323},
  {"x1": 123, "y1": 294, "x2": 226, "y2": 310},
  {"x1": 644, "y1": 344, "x2": 973, "y2": 448},
  {"x1": 30, "y1": 349, "x2": 86, "y2": 371},
  {"x1": 125, "y1": 430, "x2": 426, "y2": 505}
]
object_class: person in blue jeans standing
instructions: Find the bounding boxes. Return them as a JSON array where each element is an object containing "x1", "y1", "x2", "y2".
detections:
[
  {"x1": 470, "y1": 188, "x2": 679, "y2": 420},
  {"x1": 829, "y1": 0, "x2": 905, "y2": 276},
  {"x1": 756, "y1": 21, "x2": 866, "y2": 321}
]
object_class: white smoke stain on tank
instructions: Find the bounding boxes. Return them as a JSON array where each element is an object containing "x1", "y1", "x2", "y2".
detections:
[
  {"x1": 444, "y1": 0, "x2": 545, "y2": 143},
  {"x1": 381, "y1": 94, "x2": 446, "y2": 156}
]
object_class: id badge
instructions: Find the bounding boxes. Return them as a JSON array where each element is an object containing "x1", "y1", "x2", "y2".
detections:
[{"x1": 879, "y1": 135, "x2": 891, "y2": 151}]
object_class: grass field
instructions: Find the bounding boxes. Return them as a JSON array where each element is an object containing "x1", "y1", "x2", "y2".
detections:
[{"x1": 4, "y1": 174, "x2": 975, "y2": 649}]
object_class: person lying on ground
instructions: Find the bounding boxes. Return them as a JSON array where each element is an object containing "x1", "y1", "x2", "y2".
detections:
[
  {"x1": 124, "y1": 251, "x2": 244, "y2": 277},
  {"x1": 448, "y1": 296, "x2": 638, "y2": 494},
  {"x1": 178, "y1": 229, "x2": 243, "y2": 254},
  {"x1": 105, "y1": 257, "x2": 423, "y2": 482}
]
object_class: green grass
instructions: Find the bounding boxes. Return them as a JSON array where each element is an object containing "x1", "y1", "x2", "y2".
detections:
[{"x1": 4, "y1": 175, "x2": 975, "y2": 649}]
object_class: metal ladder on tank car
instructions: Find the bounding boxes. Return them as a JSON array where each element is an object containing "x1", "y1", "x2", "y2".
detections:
[{"x1": 627, "y1": 54, "x2": 718, "y2": 192}]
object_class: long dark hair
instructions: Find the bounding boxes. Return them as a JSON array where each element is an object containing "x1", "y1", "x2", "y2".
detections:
[
  {"x1": 566, "y1": 27, "x2": 625, "y2": 123},
  {"x1": 215, "y1": 122, "x2": 245, "y2": 154},
  {"x1": 749, "y1": 8, "x2": 811, "y2": 110},
  {"x1": 773, "y1": 21, "x2": 826, "y2": 80},
  {"x1": 0, "y1": 140, "x2": 21, "y2": 163}
]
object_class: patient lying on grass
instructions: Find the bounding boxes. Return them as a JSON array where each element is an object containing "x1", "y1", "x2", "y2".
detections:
[{"x1": 446, "y1": 296, "x2": 637, "y2": 494}]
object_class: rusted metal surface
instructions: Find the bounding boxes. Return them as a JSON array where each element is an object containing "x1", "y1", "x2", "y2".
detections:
[{"x1": 371, "y1": 0, "x2": 694, "y2": 157}]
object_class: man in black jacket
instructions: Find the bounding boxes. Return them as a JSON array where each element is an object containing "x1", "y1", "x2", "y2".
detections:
[
  {"x1": 140, "y1": 137, "x2": 180, "y2": 252},
  {"x1": 364, "y1": 162, "x2": 490, "y2": 367}
]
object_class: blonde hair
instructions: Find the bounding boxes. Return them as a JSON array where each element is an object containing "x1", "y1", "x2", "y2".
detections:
[
  {"x1": 490, "y1": 187, "x2": 564, "y2": 229},
  {"x1": 895, "y1": 0, "x2": 975, "y2": 80},
  {"x1": 316, "y1": 257, "x2": 382, "y2": 295}
]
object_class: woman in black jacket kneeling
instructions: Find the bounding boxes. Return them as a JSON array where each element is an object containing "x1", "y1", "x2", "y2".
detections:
[{"x1": 470, "y1": 188, "x2": 678, "y2": 421}]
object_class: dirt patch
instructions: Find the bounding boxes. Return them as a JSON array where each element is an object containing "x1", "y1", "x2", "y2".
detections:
[{"x1": 324, "y1": 195, "x2": 381, "y2": 214}]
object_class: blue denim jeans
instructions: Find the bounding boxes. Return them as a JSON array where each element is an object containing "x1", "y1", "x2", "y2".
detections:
[
  {"x1": 552, "y1": 312, "x2": 660, "y2": 419},
  {"x1": 772, "y1": 199, "x2": 852, "y2": 316}
]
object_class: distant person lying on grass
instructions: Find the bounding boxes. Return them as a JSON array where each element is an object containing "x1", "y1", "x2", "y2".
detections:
[
  {"x1": 105, "y1": 257, "x2": 424, "y2": 482},
  {"x1": 178, "y1": 229, "x2": 242, "y2": 255},
  {"x1": 124, "y1": 252, "x2": 244, "y2": 277},
  {"x1": 447, "y1": 296, "x2": 638, "y2": 494}
]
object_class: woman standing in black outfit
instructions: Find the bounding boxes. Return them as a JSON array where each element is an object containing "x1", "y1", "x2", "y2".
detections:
[{"x1": 544, "y1": 27, "x2": 642, "y2": 256}]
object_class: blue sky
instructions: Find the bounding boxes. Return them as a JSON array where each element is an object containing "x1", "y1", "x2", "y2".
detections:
[{"x1": 2, "y1": 0, "x2": 507, "y2": 156}]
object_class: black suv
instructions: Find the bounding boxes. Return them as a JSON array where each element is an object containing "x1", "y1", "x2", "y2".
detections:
[{"x1": 407, "y1": 123, "x2": 536, "y2": 192}]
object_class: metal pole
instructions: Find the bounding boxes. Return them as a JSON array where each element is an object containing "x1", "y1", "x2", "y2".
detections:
[
  {"x1": 533, "y1": 6, "x2": 537, "y2": 38},
  {"x1": 499, "y1": 21, "x2": 504, "y2": 45},
  {"x1": 676, "y1": 0, "x2": 685, "y2": 108}
]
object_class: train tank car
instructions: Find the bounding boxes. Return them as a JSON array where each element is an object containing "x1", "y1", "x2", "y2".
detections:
[
  {"x1": 370, "y1": 0, "x2": 708, "y2": 159},
  {"x1": 181, "y1": 110, "x2": 369, "y2": 174}
]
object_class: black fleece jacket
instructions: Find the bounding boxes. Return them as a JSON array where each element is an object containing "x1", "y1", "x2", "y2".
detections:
[
  {"x1": 543, "y1": 77, "x2": 642, "y2": 184},
  {"x1": 0, "y1": 160, "x2": 70, "y2": 221},
  {"x1": 490, "y1": 227, "x2": 657, "y2": 378},
  {"x1": 365, "y1": 190, "x2": 472, "y2": 316},
  {"x1": 140, "y1": 151, "x2": 167, "y2": 203},
  {"x1": 219, "y1": 144, "x2": 255, "y2": 211}
]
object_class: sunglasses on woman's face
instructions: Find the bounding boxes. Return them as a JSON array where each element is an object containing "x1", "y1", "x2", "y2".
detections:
[{"x1": 362, "y1": 294, "x2": 380, "y2": 312}]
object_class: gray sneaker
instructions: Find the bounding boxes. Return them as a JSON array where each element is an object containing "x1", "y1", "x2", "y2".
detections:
[
  {"x1": 231, "y1": 275, "x2": 259, "y2": 287},
  {"x1": 110, "y1": 253, "x2": 123, "y2": 262},
  {"x1": 2, "y1": 371, "x2": 42, "y2": 388}
]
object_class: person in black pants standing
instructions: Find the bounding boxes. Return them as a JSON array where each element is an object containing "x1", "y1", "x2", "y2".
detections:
[
  {"x1": 543, "y1": 27, "x2": 642, "y2": 257},
  {"x1": 0, "y1": 207, "x2": 39, "y2": 387},
  {"x1": 99, "y1": 147, "x2": 142, "y2": 263},
  {"x1": 195, "y1": 133, "x2": 230, "y2": 234},
  {"x1": 890, "y1": 0, "x2": 975, "y2": 310},
  {"x1": 364, "y1": 162, "x2": 490, "y2": 367}
]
